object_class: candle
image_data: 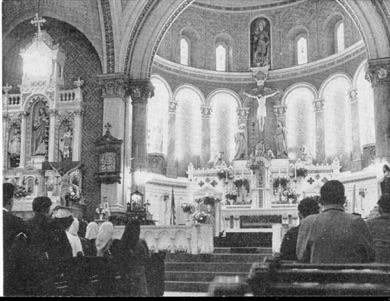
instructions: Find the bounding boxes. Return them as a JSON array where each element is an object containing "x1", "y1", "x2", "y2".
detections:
[
  {"x1": 278, "y1": 168, "x2": 281, "y2": 178},
  {"x1": 294, "y1": 165, "x2": 297, "y2": 180}
]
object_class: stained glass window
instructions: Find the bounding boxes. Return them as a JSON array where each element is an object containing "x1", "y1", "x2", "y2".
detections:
[
  {"x1": 356, "y1": 63, "x2": 375, "y2": 145},
  {"x1": 297, "y1": 36, "x2": 308, "y2": 65},
  {"x1": 336, "y1": 21, "x2": 345, "y2": 53},
  {"x1": 216, "y1": 44, "x2": 226, "y2": 71},
  {"x1": 176, "y1": 87, "x2": 202, "y2": 172},
  {"x1": 209, "y1": 92, "x2": 238, "y2": 162},
  {"x1": 180, "y1": 37, "x2": 189, "y2": 66},
  {"x1": 285, "y1": 87, "x2": 316, "y2": 160},
  {"x1": 147, "y1": 76, "x2": 170, "y2": 155},
  {"x1": 323, "y1": 76, "x2": 352, "y2": 166}
]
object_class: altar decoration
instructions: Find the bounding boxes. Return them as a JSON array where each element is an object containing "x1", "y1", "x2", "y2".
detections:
[
  {"x1": 273, "y1": 177, "x2": 289, "y2": 189},
  {"x1": 95, "y1": 204, "x2": 108, "y2": 220},
  {"x1": 296, "y1": 167, "x2": 308, "y2": 178},
  {"x1": 14, "y1": 185, "x2": 28, "y2": 198},
  {"x1": 233, "y1": 177, "x2": 250, "y2": 193},
  {"x1": 181, "y1": 203, "x2": 196, "y2": 214},
  {"x1": 193, "y1": 211, "x2": 210, "y2": 224}
]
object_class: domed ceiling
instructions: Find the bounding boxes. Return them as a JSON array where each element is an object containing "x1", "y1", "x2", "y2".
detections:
[{"x1": 193, "y1": 0, "x2": 307, "y2": 11}]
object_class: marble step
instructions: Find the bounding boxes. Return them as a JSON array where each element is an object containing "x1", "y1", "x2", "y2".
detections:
[
  {"x1": 165, "y1": 262, "x2": 253, "y2": 273},
  {"x1": 165, "y1": 271, "x2": 248, "y2": 282},
  {"x1": 213, "y1": 247, "x2": 272, "y2": 254},
  {"x1": 165, "y1": 253, "x2": 269, "y2": 263}
]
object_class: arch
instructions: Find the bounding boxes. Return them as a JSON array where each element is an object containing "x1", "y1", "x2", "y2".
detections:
[
  {"x1": 322, "y1": 12, "x2": 345, "y2": 56},
  {"x1": 281, "y1": 83, "x2": 319, "y2": 106},
  {"x1": 214, "y1": 33, "x2": 234, "y2": 71},
  {"x1": 150, "y1": 74, "x2": 173, "y2": 100},
  {"x1": 319, "y1": 73, "x2": 353, "y2": 96},
  {"x1": 173, "y1": 84, "x2": 206, "y2": 106},
  {"x1": 287, "y1": 25, "x2": 310, "y2": 66},
  {"x1": 206, "y1": 89, "x2": 241, "y2": 107}
]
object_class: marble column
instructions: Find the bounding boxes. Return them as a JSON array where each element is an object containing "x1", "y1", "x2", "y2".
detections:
[
  {"x1": 48, "y1": 109, "x2": 57, "y2": 162},
  {"x1": 166, "y1": 99, "x2": 178, "y2": 178},
  {"x1": 201, "y1": 106, "x2": 212, "y2": 167},
  {"x1": 128, "y1": 79, "x2": 155, "y2": 195},
  {"x1": 366, "y1": 58, "x2": 390, "y2": 162},
  {"x1": 348, "y1": 88, "x2": 362, "y2": 171},
  {"x1": 72, "y1": 109, "x2": 83, "y2": 162},
  {"x1": 313, "y1": 98, "x2": 325, "y2": 163},
  {"x1": 98, "y1": 73, "x2": 129, "y2": 214},
  {"x1": 19, "y1": 112, "x2": 29, "y2": 168}
]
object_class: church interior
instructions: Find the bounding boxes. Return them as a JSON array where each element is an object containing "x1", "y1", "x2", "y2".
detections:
[{"x1": 2, "y1": 0, "x2": 390, "y2": 296}]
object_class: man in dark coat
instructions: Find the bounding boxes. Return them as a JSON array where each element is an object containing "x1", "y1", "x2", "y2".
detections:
[{"x1": 3, "y1": 183, "x2": 29, "y2": 296}]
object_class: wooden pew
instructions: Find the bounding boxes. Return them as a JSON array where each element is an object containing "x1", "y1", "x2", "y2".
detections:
[{"x1": 247, "y1": 258, "x2": 390, "y2": 296}]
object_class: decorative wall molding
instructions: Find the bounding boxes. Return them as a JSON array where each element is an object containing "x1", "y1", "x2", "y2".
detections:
[
  {"x1": 100, "y1": 0, "x2": 115, "y2": 73},
  {"x1": 98, "y1": 73, "x2": 129, "y2": 98},
  {"x1": 313, "y1": 98, "x2": 325, "y2": 112}
]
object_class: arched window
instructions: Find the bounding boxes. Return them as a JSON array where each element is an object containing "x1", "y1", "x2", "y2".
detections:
[
  {"x1": 355, "y1": 63, "x2": 375, "y2": 146},
  {"x1": 335, "y1": 21, "x2": 345, "y2": 53},
  {"x1": 180, "y1": 37, "x2": 190, "y2": 66},
  {"x1": 147, "y1": 76, "x2": 170, "y2": 155},
  {"x1": 175, "y1": 87, "x2": 202, "y2": 175},
  {"x1": 322, "y1": 75, "x2": 352, "y2": 167},
  {"x1": 216, "y1": 44, "x2": 227, "y2": 71},
  {"x1": 285, "y1": 87, "x2": 316, "y2": 160},
  {"x1": 297, "y1": 36, "x2": 308, "y2": 65},
  {"x1": 209, "y1": 92, "x2": 239, "y2": 162}
]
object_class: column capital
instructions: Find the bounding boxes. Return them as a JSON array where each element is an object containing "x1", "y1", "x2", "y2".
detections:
[
  {"x1": 348, "y1": 88, "x2": 358, "y2": 103},
  {"x1": 237, "y1": 107, "x2": 250, "y2": 119},
  {"x1": 273, "y1": 104, "x2": 287, "y2": 117},
  {"x1": 201, "y1": 106, "x2": 212, "y2": 118},
  {"x1": 97, "y1": 72, "x2": 130, "y2": 98},
  {"x1": 168, "y1": 99, "x2": 178, "y2": 113},
  {"x1": 366, "y1": 58, "x2": 390, "y2": 86},
  {"x1": 129, "y1": 79, "x2": 155, "y2": 104},
  {"x1": 313, "y1": 98, "x2": 325, "y2": 112}
]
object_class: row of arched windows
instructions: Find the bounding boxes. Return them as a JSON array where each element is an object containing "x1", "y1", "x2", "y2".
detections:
[
  {"x1": 147, "y1": 61, "x2": 374, "y2": 174},
  {"x1": 180, "y1": 18, "x2": 345, "y2": 69}
]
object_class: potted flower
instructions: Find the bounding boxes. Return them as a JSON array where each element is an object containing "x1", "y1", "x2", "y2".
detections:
[
  {"x1": 286, "y1": 189, "x2": 298, "y2": 204},
  {"x1": 296, "y1": 168, "x2": 308, "y2": 178},
  {"x1": 193, "y1": 211, "x2": 210, "y2": 224},
  {"x1": 95, "y1": 205, "x2": 108, "y2": 220},
  {"x1": 13, "y1": 185, "x2": 28, "y2": 199},
  {"x1": 273, "y1": 177, "x2": 289, "y2": 189},
  {"x1": 217, "y1": 169, "x2": 229, "y2": 180},
  {"x1": 181, "y1": 203, "x2": 195, "y2": 225},
  {"x1": 225, "y1": 191, "x2": 238, "y2": 202},
  {"x1": 233, "y1": 178, "x2": 251, "y2": 193}
]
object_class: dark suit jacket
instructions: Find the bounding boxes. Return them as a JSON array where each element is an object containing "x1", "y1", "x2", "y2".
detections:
[
  {"x1": 280, "y1": 225, "x2": 300, "y2": 261},
  {"x1": 3, "y1": 209, "x2": 28, "y2": 253}
]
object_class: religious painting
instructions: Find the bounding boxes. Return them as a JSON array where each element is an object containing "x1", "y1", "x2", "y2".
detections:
[
  {"x1": 250, "y1": 17, "x2": 271, "y2": 68},
  {"x1": 8, "y1": 126, "x2": 21, "y2": 168},
  {"x1": 59, "y1": 124, "x2": 73, "y2": 161},
  {"x1": 31, "y1": 102, "x2": 49, "y2": 156}
]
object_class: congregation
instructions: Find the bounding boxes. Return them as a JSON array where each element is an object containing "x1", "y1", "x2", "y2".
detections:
[{"x1": 2, "y1": 182, "x2": 165, "y2": 297}]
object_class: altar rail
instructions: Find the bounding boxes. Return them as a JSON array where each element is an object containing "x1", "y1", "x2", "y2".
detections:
[{"x1": 113, "y1": 224, "x2": 214, "y2": 254}]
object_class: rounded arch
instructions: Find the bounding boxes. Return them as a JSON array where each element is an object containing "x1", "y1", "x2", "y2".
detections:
[
  {"x1": 206, "y1": 89, "x2": 241, "y2": 107},
  {"x1": 281, "y1": 83, "x2": 318, "y2": 106},
  {"x1": 319, "y1": 73, "x2": 353, "y2": 97},
  {"x1": 150, "y1": 74, "x2": 173, "y2": 100},
  {"x1": 322, "y1": 12, "x2": 345, "y2": 56},
  {"x1": 173, "y1": 84, "x2": 206, "y2": 106},
  {"x1": 352, "y1": 60, "x2": 368, "y2": 87}
]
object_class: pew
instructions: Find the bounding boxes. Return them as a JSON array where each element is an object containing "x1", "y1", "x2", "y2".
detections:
[{"x1": 246, "y1": 258, "x2": 390, "y2": 296}]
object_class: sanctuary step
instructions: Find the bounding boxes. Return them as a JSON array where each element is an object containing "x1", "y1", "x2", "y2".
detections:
[
  {"x1": 164, "y1": 248, "x2": 272, "y2": 294},
  {"x1": 214, "y1": 232, "x2": 272, "y2": 248}
]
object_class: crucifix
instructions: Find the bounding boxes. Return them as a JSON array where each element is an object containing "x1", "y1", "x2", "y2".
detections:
[
  {"x1": 31, "y1": 13, "x2": 46, "y2": 36},
  {"x1": 104, "y1": 122, "x2": 112, "y2": 133}
]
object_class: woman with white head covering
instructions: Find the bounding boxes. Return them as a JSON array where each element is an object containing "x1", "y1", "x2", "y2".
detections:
[
  {"x1": 85, "y1": 222, "x2": 99, "y2": 241},
  {"x1": 96, "y1": 221, "x2": 115, "y2": 257},
  {"x1": 66, "y1": 218, "x2": 84, "y2": 257},
  {"x1": 83, "y1": 221, "x2": 99, "y2": 256}
]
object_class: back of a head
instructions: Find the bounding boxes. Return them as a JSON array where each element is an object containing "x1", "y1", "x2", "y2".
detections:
[
  {"x1": 320, "y1": 180, "x2": 345, "y2": 205},
  {"x1": 121, "y1": 219, "x2": 141, "y2": 250},
  {"x1": 96, "y1": 221, "x2": 114, "y2": 253},
  {"x1": 32, "y1": 196, "x2": 52, "y2": 213},
  {"x1": 85, "y1": 222, "x2": 99, "y2": 240},
  {"x1": 298, "y1": 197, "x2": 320, "y2": 218},
  {"x1": 3, "y1": 183, "x2": 15, "y2": 207},
  {"x1": 378, "y1": 195, "x2": 390, "y2": 214}
]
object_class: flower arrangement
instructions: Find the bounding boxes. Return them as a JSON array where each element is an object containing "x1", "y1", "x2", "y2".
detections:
[
  {"x1": 14, "y1": 185, "x2": 28, "y2": 198},
  {"x1": 225, "y1": 191, "x2": 238, "y2": 200},
  {"x1": 284, "y1": 189, "x2": 299, "y2": 202},
  {"x1": 273, "y1": 177, "x2": 289, "y2": 189},
  {"x1": 66, "y1": 184, "x2": 81, "y2": 203},
  {"x1": 296, "y1": 168, "x2": 308, "y2": 178},
  {"x1": 195, "y1": 195, "x2": 220, "y2": 206},
  {"x1": 217, "y1": 169, "x2": 229, "y2": 180},
  {"x1": 193, "y1": 211, "x2": 210, "y2": 224},
  {"x1": 181, "y1": 203, "x2": 196, "y2": 214},
  {"x1": 233, "y1": 178, "x2": 250, "y2": 192},
  {"x1": 96, "y1": 205, "x2": 108, "y2": 218}
]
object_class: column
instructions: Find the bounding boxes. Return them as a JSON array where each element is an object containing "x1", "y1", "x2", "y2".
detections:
[
  {"x1": 201, "y1": 106, "x2": 212, "y2": 167},
  {"x1": 348, "y1": 88, "x2": 362, "y2": 171},
  {"x1": 128, "y1": 79, "x2": 155, "y2": 195},
  {"x1": 72, "y1": 109, "x2": 83, "y2": 161},
  {"x1": 98, "y1": 73, "x2": 129, "y2": 214},
  {"x1": 3, "y1": 83, "x2": 12, "y2": 168},
  {"x1": 48, "y1": 109, "x2": 57, "y2": 162},
  {"x1": 313, "y1": 98, "x2": 325, "y2": 163},
  {"x1": 19, "y1": 112, "x2": 29, "y2": 168},
  {"x1": 366, "y1": 58, "x2": 390, "y2": 162},
  {"x1": 166, "y1": 99, "x2": 178, "y2": 178}
]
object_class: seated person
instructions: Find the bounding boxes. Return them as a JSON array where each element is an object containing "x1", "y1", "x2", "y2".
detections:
[
  {"x1": 366, "y1": 195, "x2": 390, "y2": 263},
  {"x1": 84, "y1": 221, "x2": 99, "y2": 256},
  {"x1": 280, "y1": 197, "x2": 320, "y2": 260},
  {"x1": 297, "y1": 180, "x2": 375, "y2": 263}
]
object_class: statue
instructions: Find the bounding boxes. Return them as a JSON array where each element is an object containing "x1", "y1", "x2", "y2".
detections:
[
  {"x1": 8, "y1": 128, "x2": 21, "y2": 156},
  {"x1": 300, "y1": 144, "x2": 314, "y2": 164},
  {"x1": 33, "y1": 107, "x2": 49, "y2": 155},
  {"x1": 252, "y1": 19, "x2": 270, "y2": 67},
  {"x1": 59, "y1": 126, "x2": 73, "y2": 160},
  {"x1": 208, "y1": 151, "x2": 224, "y2": 168},
  {"x1": 267, "y1": 149, "x2": 275, "y2": 160},
  {"x1": 275, "y1": 120, "x2": 288, "y2": 159},
  {"x1": 255, "y1": 139, "x2": 266, "y2": 157},
  {"x1": 243, "y1": 90, "x2": 280, "y2": 132},
  {"x1": 233, "y1": 124, "x2": 248, "y2": 160}
]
